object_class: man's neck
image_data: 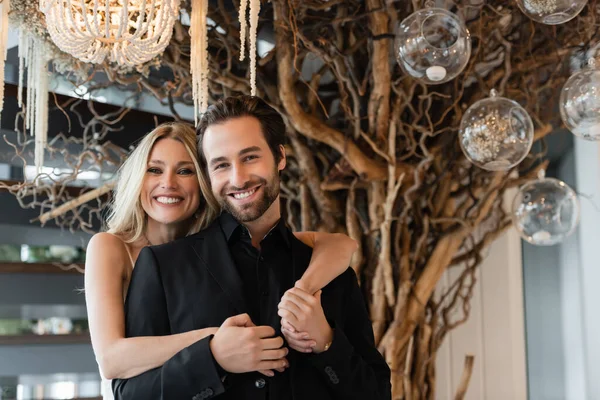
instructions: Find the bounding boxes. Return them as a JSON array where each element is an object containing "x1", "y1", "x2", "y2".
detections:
[{"x1": 243, "y1": 197, "x2": 281, "y2": 249}]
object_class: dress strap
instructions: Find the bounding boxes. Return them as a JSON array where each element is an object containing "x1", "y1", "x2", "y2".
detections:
[{"x1": 122, "y1": 241, "x2": 136, "y2": 270}]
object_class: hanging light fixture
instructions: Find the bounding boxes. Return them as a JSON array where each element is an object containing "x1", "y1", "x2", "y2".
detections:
[
  {"x1": 560, "y1": 58, "x2": 600, "y2": 140},
  {"x1": 459, "y1": 89, "x2": 534, "y2": 171},
  {"x1": 515, "y1": 0, "x2": 588, "y2": 25},
  {"x1": 40, "y1": 0, "x2": 181, "y2": 67},
  {"x1": 395, "y1": 4, "x2": 471, "y2": 85},
  {"x1": 512, "y1": 170, "x2": 580, "y2": 246}
]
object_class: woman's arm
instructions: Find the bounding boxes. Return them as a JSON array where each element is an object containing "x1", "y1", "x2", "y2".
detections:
[
  {"x1": 292, "y1": 232, "x2": 358, "y2": 294},
  {"x1": 85, "y1": 233, "x2": 217, "y2": 380}
]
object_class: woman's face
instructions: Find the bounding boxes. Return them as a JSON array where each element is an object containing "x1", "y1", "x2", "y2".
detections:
[{"x1": 140, "y1": 138, "x2": 200, "y2": 227}]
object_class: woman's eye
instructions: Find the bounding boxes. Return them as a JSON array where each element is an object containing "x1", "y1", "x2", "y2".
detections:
[
  {"x1": 147, "y1": 167, "x2": 161, "y2": 174},
  {"x1": 179, "y1": 168, "x2": 194, "y2": 175}
]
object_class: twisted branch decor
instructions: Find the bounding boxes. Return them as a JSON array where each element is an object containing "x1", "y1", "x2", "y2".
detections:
[
  {"x1": 4, "y1": 0, "x2": 600, "y2": 398},
  {"x1": 1, "y1": 95, "x2": 129, "y2": 233}
]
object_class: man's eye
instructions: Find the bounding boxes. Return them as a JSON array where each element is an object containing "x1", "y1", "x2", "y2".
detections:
[
  {"x1": 244, "y1": 155, "x2": 258, "y2": 161},
  {"x1": 214, "y1": 163, "x2": 228, "y2": 170}
]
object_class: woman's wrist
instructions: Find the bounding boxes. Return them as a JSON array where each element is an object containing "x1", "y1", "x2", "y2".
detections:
[{"x1": 295, "y1": 279, "x2": 316, "y2": 295}]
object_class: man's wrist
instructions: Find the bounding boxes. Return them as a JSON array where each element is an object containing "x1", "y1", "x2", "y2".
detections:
[{"x1": 209, "y1": 336, "x2": 228, "y2": 380}]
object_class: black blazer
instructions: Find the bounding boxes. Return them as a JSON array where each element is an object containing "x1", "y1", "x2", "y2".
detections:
[{"x1": 113, "y1": 218, "x2": 391, "y2": 400}]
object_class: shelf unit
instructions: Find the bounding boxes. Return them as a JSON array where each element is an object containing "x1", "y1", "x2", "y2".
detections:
[
  {"x1": 0, "y1": 333, "x2": 90, "y2": 345},
  {"x1": 0, "y1": 262, "x2": 84, "y2": 275}
]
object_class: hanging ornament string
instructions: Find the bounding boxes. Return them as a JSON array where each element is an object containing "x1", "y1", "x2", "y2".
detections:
[
  {"x1": 238, "y1": 0, "x2": 248, "y2": 61},
  {"x1": 248, "y1": 0, "x2": 260, "y2": 96},
  {"x1": 18, "y1": 32, "x2": 50, "y2": 176},
  {"x1": 0, "y1": 0, "x2": 9, "y2": 122},
  {"x1": 191, "y1": 0, "x2": 209, "y2": 124}
]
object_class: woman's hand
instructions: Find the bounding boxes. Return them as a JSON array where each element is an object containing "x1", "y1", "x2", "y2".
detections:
[{"x1": 280, "y1": 318, "x2": 317, "y2": 353}]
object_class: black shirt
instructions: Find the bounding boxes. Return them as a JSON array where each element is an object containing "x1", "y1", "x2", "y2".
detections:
[{"x1": 219, "y1": 212, "x2": 294, "y2": 400}]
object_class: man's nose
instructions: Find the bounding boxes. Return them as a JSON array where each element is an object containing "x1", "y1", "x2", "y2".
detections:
[{"x1": 230, "y1": 164, "x2": 250, "y2": 189}]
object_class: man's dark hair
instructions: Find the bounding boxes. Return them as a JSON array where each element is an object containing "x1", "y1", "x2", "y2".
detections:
[{"x1": 196, "y1": 95, "x2": 286, "y2": 167}]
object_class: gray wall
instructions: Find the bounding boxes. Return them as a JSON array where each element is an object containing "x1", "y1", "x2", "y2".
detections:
[
  {"x1": 522, "y1": 241, "x2": 566, "y2": 400},
  {"x1": 0, "y1": 345, "x2": 98, "y2": 375},
  {"x1": 0, "y1": 274, "x2": 85, "y2": 305},
  {"x1": 522, "y1": 146, "x2": 596, "y2": 400}
]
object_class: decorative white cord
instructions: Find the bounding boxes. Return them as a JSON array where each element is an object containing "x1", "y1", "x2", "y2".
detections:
[
  {"x1": 18, "y1": 32, "x2": 49, "y2": 177},
  {"x1": 238, "y1": 0, "x2": 248, "y2": 61},
  {"x1": 0, "y1": 0, "x2": 10, "y2": 122},
  {"x1": 191, "y1": 0, "x2": 209, "y2": 124},
  {"x1": 248, "y1": 0, "x2": 260, "y2": 96}
]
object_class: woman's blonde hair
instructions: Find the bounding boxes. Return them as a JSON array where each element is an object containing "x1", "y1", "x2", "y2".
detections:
[{"x1": 106, "y1": 122, "x2": 220, "y2": 243}]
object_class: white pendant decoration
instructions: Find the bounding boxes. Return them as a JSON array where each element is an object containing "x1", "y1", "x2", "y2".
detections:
[
  {"x1": 512, "y1": 170, "x2": 580, "y2": 246},
  {"x1": 395, "y1": 6, "x2": 471, "y2": 85},
  {"x1": 560, "y1": 58, "x2": 600, "y2": 141},
  {"x1": 238, "y1": 0, "x2": 248, "y2": 62},
  {"x1": 40, "y1": 0, "x2": 181, "y2": 67},
  {"x1": 459, "y1": 89, "x2": 534, "y2": 171},
  {"x1": 190, "y1": 0, "x2": 209, "y2": 124},
  {"x1": 238, "y1": 0, "x2": 260, "y2": 95},
  {"x1": 0, "y1": 0, "x2": 10, "y2": 121},
  {"x1": 18, "y1": 32, "x2": 50, "y2": 176},
  {"x1": 515, "y1": 0, "x2": 588, "y2": 25}
]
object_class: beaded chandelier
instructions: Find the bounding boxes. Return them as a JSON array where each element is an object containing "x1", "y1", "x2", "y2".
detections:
[{"x1": 40, "y1": 0, "x2": 180, "y2": 67}]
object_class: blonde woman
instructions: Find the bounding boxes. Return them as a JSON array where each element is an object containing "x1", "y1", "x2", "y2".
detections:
[{"x1": 84, "y1": 122, "x2": 357, "y2": 399}]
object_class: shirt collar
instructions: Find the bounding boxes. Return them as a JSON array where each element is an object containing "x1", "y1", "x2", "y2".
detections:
[{"x1": 219, "y1": 212, "x2": 291, "y2": 248}]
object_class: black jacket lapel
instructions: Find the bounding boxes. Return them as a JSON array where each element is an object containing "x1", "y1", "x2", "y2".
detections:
[{"x1": 191, "y1": 221, "x2": 248, "y2": 315}]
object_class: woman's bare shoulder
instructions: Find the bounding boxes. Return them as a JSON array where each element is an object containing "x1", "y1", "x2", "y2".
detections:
[{"x1": 86, "y1": 233, "x2": 130, "y2": 272}]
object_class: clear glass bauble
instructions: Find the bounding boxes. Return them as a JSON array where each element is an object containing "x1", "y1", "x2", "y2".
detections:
[
  {"x1": 560, "y1": 58, "x2": 600, "y2": 141},
  {"x1": 395, "y1": 7, "x2": 471, "y2": 84},
  {"x1": 459, "y1": 90, "x2": 534, "y2": 171},
  {"x1": 515, "y1": 0, "x2": 588, "y2": 25},
  {"x1": 512, "y1": 177, "x2": 580, "y2": 246}
]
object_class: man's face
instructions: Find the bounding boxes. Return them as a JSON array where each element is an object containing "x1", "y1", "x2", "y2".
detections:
[{"x1": 202, "y1": 116, "x2": 286, "y2": 222}]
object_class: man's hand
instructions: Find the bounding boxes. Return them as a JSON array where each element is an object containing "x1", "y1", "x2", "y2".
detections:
[
  {"x1": 210, "y1": 313, "x2": 289, "y2": 377},
  {"x1": 278, "y1": 288, "x2": 333, "y2": 354}
]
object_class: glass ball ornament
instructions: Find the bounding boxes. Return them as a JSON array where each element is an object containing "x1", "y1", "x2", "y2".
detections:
[
  {"x1": 394, "y1": 7, "x2": 471, "y2": 84},
  {"x1": 515, "y1": 0, "x2": 588, "y2": 25},
  {"x1": 459, "y1": 89, "x2": 534, "y2": 171},
  {"x1": 512, "y1": 174, "x2": 580, "y2": 246},
  {"x1": 560, "y1": 58, "x2": 600, "y2": 140}
]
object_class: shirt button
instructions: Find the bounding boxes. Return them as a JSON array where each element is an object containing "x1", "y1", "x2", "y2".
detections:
[
  {"x1": 259, "y1": 256, "x2": 264, "y2": 261},
  {"x1": 255, "y1": 378, "x2": 266, "y2": 389}
]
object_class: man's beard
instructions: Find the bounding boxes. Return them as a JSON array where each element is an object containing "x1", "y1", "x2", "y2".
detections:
[{"x1": 218, "y1": 169, "x2": 280, "y2": 223}]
